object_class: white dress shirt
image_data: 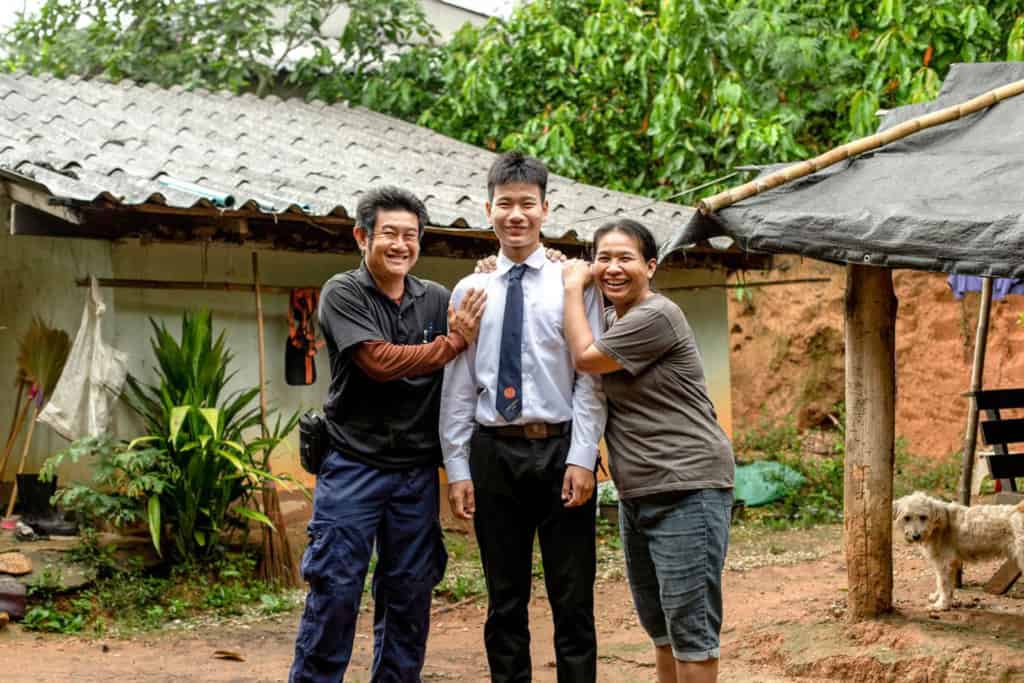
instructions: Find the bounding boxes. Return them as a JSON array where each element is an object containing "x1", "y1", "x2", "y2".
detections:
[{"x1": 441, "y1": 245, "x2": 607, "y2": 483}]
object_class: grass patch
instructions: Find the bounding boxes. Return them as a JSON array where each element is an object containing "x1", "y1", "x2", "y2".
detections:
[
  {"x1": 23, "y1": 547, "x2": 297, "y2": 636},
  {"x1": 433, "y1": 531, "x2": 487, "y2": 602},
  {"x1": 736, "y1": 405, "x2": 962, "y2": 530}
]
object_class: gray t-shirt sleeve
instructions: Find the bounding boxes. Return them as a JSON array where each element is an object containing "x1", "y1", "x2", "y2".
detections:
[{"x1": 594, "y1": 303, "x2": 674, "y2": 376}]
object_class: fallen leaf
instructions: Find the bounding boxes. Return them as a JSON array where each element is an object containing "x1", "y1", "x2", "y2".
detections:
[{"x1": 212, "y1": 650, "x2": 245, "y2": 662}]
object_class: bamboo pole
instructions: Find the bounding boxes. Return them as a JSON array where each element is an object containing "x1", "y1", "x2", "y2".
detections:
[
  {"x1": 958, "y1": 277, "x2": 994, "y2": 507},
  {"x1": 251, "y1": 251, "x2": 299, "y2": 587},
  {"x1": 0, "y1": 390, "x2": 31, "y2": 483},
  {"x1": 5, "y1": 382, "x2": 24, "y2": 449},
  {"x1": 253, "y1": 253, "x2": 269, "y2": 439},
  {"x1": 5, "y1": 402, "x2": 41, "y2": 519},
  {"x1": 699, "y1": 79, "x2": 1024, "y2": 215},
  {"x1": 76, "y1": 277, "x2": 306, "y2": 295},
  {"x1": 844, "y1": 264, "x2": 897, "y2": 620}
]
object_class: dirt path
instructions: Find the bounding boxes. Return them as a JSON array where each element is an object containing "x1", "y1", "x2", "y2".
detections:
[{"x1": 5, "y1": 527, "x2": 1024, "y2": 682}]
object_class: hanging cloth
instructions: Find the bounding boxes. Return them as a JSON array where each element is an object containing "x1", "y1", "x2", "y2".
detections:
[
  {"x1": 947, "y1": 275, "x2": 1024, "y2": 300},
  {"x1": 38, "y1": 276, "x2": 128, "y2": 440},
  {"x1": 285, "y1": 288, "x2": 324, "y2": 386}
]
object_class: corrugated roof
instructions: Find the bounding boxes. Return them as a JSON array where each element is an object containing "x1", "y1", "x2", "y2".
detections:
[{"x1": 0, "y1": 71, "x2": 698, "y2": 249}]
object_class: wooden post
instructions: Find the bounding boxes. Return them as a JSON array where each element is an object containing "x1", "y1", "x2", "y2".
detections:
[
  {"x1": 958, "y1": 277, "x2": 994, "y2": 506},
  {"x1": 252, "y1": 252, "x2": 270, "y2": 437},
  {"x1": 251, "y1": 251, "x2": 299, "y2": 587},
  {"x1": 844, "y1": 264, "x2": 897, "y2": 620}
]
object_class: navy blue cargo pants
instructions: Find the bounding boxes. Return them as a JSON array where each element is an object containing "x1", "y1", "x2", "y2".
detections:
[{"x1": 289, "y1": 450, "x2": 448, "y2": 682}]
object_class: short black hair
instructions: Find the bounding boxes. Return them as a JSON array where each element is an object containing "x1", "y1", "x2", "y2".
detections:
[
  {"x1": 355, "y1": 186, "x2": 429, "y2": 239},
  {"x1": 487, "y1": 151, "x2": 548, "y2": 201},
  {"x1": 592, "y1": 218, "x2": 659, "y2": 262}
]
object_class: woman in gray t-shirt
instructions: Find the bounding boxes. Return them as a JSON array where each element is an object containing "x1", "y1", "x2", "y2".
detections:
[{"x1": 563, "y1": 219, "x2": 735, "y2": 683}]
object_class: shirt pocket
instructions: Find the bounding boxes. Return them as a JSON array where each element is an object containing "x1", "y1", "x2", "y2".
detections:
[{"x1": 529, "y1": 296, "x2": 564, "y2": 349}]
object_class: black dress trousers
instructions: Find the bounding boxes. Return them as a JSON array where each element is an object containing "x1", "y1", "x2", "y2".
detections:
[{"x1": 469, "y1": 427, "x2": 597, "y2": 683}]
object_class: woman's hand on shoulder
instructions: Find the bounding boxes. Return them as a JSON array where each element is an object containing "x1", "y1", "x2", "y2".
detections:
[{"x1": 562, "y1": 258, "x2": 593, "y2": 290}]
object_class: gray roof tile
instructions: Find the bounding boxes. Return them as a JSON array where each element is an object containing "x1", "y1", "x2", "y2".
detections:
[{"x1": 0, "y1": 72, "x2": 698, "y2": 246}]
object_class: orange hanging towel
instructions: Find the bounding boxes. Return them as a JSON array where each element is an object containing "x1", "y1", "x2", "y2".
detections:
[{"x1": 285, "y1": 288, "x2": 324, "y2": 386}]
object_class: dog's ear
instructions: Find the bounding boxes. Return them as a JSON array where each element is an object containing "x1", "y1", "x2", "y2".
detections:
[{"x1": 892, "y1": 500, "x2": 900, "y2": 521}]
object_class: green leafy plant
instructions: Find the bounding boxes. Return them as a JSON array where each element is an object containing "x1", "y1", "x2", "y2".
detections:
[
  {"x1": 736, "y1": 415, "x2": 804, "y2": 458},
  {"x1": 41, "y1": 434, "x2": 172, "y2": 529},
  {"x1": 22, "y1": 603, "x2": 87, "y2": 633},
  {"x1": 44, "y1": 311, "x2": 298, "y2": 561},
  {"x1": 122, "y1": 311, "x2": 298, "y2": 560}
]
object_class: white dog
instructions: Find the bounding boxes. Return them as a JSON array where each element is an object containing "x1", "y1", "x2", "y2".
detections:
[{"x1": 893, "y1": 491, "x2": 1024, "y2": 610}]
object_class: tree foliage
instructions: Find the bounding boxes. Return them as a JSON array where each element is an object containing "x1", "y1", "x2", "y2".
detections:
[
  {"x1": 4, "y1": 0, "x2": 1023, "y2": 197},
  {"x1": 2, "y1": 0, "x2": 436, "y2": 97},
  {"x1": 391, "y1": 0, "x2": 1024, "y2": 196}
]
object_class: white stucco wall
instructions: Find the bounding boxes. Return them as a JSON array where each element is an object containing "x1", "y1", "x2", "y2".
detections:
[
  {"x1": 2, "y1": 228, "x2": 733, "y2": 492},
  {"x1": 653, "y1": 267, "x2": 735, "y2": 438},
  {"x1": 0, "y1": 229, "x2": 114, "y2": 490}
]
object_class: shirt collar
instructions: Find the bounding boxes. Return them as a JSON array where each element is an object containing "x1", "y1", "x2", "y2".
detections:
[
  {"x1": 356, "y1": 260, "x2": 426, "y2": 299},
  {"x1": 495, "y1": 245, "x2": 546, "y2": 276}
]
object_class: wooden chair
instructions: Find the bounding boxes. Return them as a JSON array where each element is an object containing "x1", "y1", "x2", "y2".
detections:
[{"x1": 971, "y1": 388, "x2": 1024, "y2": 594}]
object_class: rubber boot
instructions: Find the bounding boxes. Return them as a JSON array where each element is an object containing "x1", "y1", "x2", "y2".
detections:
[{"x1": 17, "y1": 474, "x2": 78, "y2": 537}]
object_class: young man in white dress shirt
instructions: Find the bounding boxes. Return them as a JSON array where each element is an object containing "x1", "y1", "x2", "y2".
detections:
[{"x1": 440, "y1": 152, "x2": 607, "y2": 682}]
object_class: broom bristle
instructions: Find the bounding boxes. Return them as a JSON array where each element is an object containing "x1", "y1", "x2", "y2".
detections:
[{"x1": 258, "y1": 484, "x2": 299, "y2": 587}]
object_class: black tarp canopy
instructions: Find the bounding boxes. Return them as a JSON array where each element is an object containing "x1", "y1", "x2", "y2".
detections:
[{"x1": 667, "y1": 62, "x2": 1024, "y2": 278}]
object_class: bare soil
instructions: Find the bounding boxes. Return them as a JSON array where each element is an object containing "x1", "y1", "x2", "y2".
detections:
[
  {"x1": 4, "y1": 523, "x2": 1023, "y2": 682},
  {"x1": 727, "y1": 256, "x2": 1024, "y2": 459}
]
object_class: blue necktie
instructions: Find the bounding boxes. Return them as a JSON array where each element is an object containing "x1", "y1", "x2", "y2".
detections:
[{"x1": 496, "y1": 264, "x2": 527, "y2": 422}]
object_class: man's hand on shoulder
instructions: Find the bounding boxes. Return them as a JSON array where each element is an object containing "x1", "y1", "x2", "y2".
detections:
[
  {"x1": 474, "y1": 246, "x2": 566, "y2": 273},
  {"x1": 448, "y1": 287, "x2": 486, "y2": 345},
  {"x1": 561, "y1": 464, "x2": 596, "y2": 508},
  {"x1": 448, "y1": 480, "x2": 476, "y2": 520},
  {"x1": 474, "y1": 255, "x2": 498, "y2": 274}
]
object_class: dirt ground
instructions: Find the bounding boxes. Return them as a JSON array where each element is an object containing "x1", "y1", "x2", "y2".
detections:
[
  {"x1": 4, "y1": 523, "x2": 1023, "y2": 682},
  {"x1": 726, "y1": 256, "x2": 1024, "y2": 459}
]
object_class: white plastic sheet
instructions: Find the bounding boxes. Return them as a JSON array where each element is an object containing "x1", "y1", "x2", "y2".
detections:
[{"x1": 38, "y1": 277, "x2": 128, "y2": 440}]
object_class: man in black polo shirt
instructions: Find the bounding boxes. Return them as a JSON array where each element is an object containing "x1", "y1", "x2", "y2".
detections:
[{"x1": 290, "y1": 187, "x2": 485, "y2": 682}]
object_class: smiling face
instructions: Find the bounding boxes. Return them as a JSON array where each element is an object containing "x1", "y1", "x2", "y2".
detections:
[
  {"x1": 486, "y1": 182, "x2": 548, "y2": 262},
  {"x1": 592, "y1": 228, "x2": 657, "y2": 315},
  {"x1": 355, "y1": 208, "x2": 421, "y2": 284}
]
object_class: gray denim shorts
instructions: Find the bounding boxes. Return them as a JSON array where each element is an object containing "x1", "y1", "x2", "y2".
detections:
[{"x1": 619, "y1": 487, "x2": 732, "y2": 662}]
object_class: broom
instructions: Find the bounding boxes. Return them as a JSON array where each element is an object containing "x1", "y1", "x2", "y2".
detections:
[{"x1": 5, "y1": 318, "x2": 71, "y2": 519}]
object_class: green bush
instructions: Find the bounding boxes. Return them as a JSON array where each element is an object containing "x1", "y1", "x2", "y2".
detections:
[{"x1": 737, "y1": 404, "x2": 964, "y2": 528}]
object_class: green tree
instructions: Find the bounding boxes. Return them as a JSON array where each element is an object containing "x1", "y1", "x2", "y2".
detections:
[
  {"x1": 398, "y1": 0, "x2": 1023, "y2": 196},
  {"x1": 1, "y1": 0, "x2": 436, "y2": 97}
]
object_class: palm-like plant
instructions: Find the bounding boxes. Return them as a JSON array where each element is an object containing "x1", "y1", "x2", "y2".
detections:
[
  {"x1": 124, "y1": 311, "x2": 261, "y2": 443},
  {"x1": 123, "y1": 311, "x2": 297, "y2": 560}
]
